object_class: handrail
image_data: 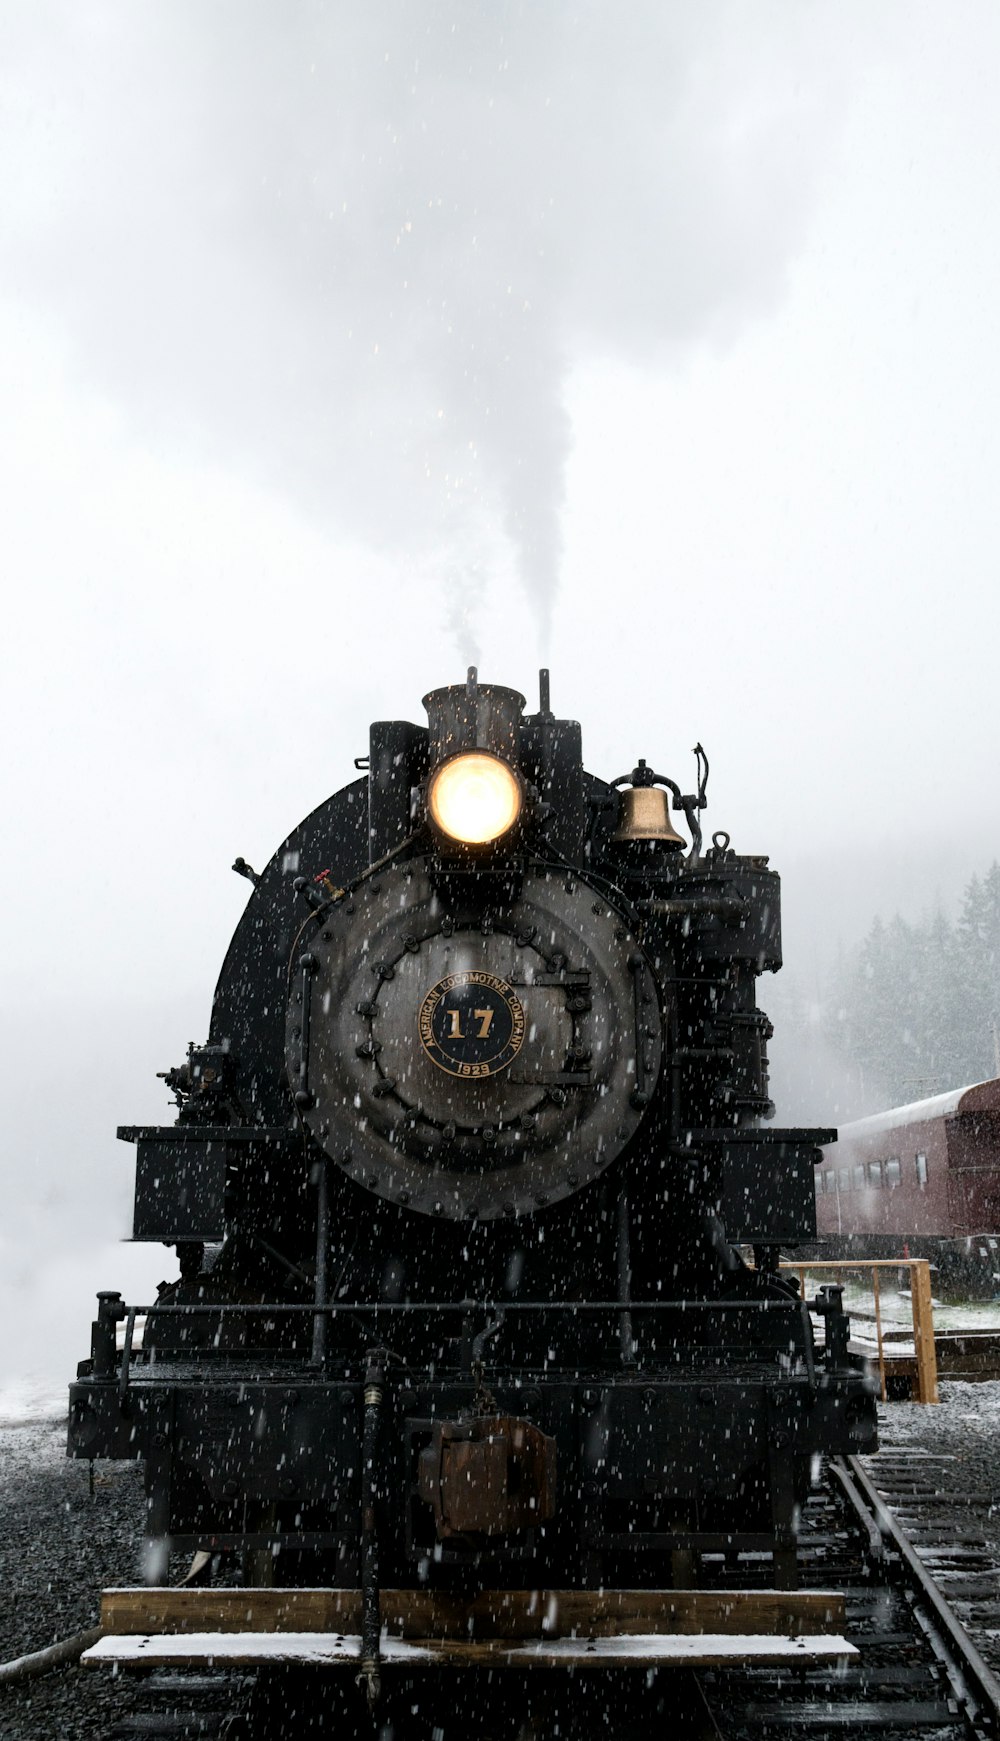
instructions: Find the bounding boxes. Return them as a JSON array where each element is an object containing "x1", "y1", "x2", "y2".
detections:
[{"x1": 95, "y1": 1298, "x2": 827, "y2": 1315}]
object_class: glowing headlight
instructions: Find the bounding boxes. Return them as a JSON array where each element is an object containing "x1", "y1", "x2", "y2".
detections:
[{"x1": 427, "y1": 752, "x2": 522, "y2": 845}]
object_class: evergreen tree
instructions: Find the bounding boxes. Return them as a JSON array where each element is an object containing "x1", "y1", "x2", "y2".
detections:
[
  {"x1": 908, "y1": 906, "x2": 965, "y2": 1098},
  {"x1": 823, "y1": 860, "x2": 1000, "y2": 1113},
  {"x1": 956, "y1": 864, "x2": 1000, "y2": 1078}
]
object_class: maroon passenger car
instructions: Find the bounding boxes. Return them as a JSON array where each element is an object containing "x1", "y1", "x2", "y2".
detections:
[{"x1": 814, "y1": 1077, "x2": 1000, "y2": 1296}]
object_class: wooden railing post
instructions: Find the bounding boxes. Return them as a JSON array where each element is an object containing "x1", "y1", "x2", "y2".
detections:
[
  {"x1": 910, "y1": 1259, "x2": 940, "y2": 1404},
  {"x1": 871, "y1": 1268, "x2": 887, "y2": 1402}
]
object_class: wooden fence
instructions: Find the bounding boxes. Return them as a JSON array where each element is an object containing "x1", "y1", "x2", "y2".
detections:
[{"x1": 780, "y1": 1258, "x2": 939, "y2": 1404}]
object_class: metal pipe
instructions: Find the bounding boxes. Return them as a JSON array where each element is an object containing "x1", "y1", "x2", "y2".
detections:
[
  {"x1": 294, "y1": 954, "x2": 316, "y2": 1109},
  {"x1": 667, "y1": 1000, "x2": 683, "y2": 1145},
  {"x1": 0, "y1": 1627, "x2": 104, "y2": 1685},
  {"x1": 616, "y1": 1189, "x2": 634, "y2": 1366},
  {"x1": 91, "y1": 1292, "x2": 124, "y2": 1379},
  {"x1": 358, "y1": 1348, "x2": 386, "y2": 1713},
  {"x1": 109, "y1": 1297, "x2": 817, "y2": 1315},
  {"x1": 311, "y1": 1160, "x2": 330, "y2": 1366},
  {"x1": 640, "y1": 896, "x2": 746, "y2": 921},
  {"x1": 628, "y1": 955, "x2": 649, "y2": 1110},
  {"x1": 810, "y1": 1285, "x2": 850, "y2": 1368},
  {"x1": 682, "y1": 802, "x2": 703, "y2": 861},
  {"x1": 118, "y1": 1306, "x2": 138, "y2": 1401}
]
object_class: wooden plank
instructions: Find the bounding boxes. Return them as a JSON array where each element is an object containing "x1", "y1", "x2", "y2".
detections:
[
  {"x1": 83, "y1": 1630, "x2": 858, "y2": 1672},
  {"x1": 872, "y1": 1267, "x2": 887, "y2": 1402},
  {"x1": 100, "y1": 1587, "x2": 846, "y2": 1640},
  {"x1": 911, "y1": 1260, "x2": 940, "y2": 1404},
  {"x1": 780, "y1": 1259, "x2": 930, "y2": 1269}
]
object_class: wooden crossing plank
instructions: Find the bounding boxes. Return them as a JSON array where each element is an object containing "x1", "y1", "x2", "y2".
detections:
[
  {"x1": 84, "y1": 1630, "x2": 858, "y2": 1671},
  {"x1": 99, "y1": 1587, "x2": 846, "y2": 1640}
]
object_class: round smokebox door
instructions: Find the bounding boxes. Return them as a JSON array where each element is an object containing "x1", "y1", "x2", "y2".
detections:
[{"x1": 285, "y1": 861, "x2": 662, "y2": 1219}]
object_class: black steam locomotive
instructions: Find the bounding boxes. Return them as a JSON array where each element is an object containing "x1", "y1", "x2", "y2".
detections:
[{"x1": 69, "y1": 672, "x2": 875, "y2": 1705}]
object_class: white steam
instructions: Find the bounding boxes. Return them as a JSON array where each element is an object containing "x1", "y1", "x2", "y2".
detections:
[{"x1": 2, "y1": 3, "x2": 855, "y2": 643}]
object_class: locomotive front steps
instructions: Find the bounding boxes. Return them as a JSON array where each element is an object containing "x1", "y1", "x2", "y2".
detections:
[{"x1": 83, "y1": 1586, "x2": 856, "y2": 1672}]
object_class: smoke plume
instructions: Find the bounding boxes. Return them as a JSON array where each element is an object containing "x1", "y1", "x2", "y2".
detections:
[{"x1": 1, "y1": 2, "x2": 852, "y2": 640}]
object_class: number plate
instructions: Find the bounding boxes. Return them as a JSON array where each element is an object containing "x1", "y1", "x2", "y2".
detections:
[{"x1": 418, "y1": 971, "x2": 525, "y2": 1079}]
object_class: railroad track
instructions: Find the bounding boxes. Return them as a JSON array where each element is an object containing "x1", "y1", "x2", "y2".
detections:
[
  {"x1": 99, "y1": 1458, "x2": 1000, "y2": 1741},
  {"x1": 857, "y1": 1446, "x2": 1000, "y2": 1675},
  {"x1": 695, "y1": 1455, "x2": 1000, "y2": 1739}
]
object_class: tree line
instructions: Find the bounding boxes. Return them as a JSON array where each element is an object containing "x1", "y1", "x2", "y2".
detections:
[{"x1": 825, "y1": 861, "x2": 1000, "y2": 1109}]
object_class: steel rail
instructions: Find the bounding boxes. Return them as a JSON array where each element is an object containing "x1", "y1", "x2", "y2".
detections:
[{"x1": 836, "y1": 1453, "x2": 1000, "y2": 1737}]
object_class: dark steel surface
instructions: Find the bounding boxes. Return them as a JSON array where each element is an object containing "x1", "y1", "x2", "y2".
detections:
[{"x1": 287, "y1": 861, "x2": 662, "y2": 1218}]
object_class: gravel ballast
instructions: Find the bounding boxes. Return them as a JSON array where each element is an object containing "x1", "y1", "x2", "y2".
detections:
[
  {"x1": 867, "y1": 1376, "x2": 1000, "y2": 1674},
  {"x1": 0, "y1": 1406, "x2": 147, "y2": 1740}
]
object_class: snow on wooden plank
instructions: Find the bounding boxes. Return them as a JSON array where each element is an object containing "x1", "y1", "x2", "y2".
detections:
[{"x1": 83, "y1": 1631, "x2": 859, "y2": 1671}]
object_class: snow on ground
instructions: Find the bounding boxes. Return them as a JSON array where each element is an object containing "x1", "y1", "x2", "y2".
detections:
[
  {"x1": 841, "y1": 1287, "x2": 1000, "y2": 1335},
  {"x1": 0, "y1": 1376, "x2": 67, "y2": 1429},
  {"x1": 786, "y1": 1275, "x2": 1000, "y2": 1358},
  {"x1": 878, "y1": 1375, "x2": 1000, "y2": 1440}
]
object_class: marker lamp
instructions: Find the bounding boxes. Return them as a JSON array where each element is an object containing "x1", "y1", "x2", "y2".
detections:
[{"x1": 427, "y1": 752, "x2": 522, "y2": 845}]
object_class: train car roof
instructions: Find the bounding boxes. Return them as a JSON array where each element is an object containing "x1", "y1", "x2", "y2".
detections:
[{"x1": 832, "y1": 1077, "x2": 1000, "y2": 1143}]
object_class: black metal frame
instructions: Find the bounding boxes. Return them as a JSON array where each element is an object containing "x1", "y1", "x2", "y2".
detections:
[{"x1": 70, "y1": 1290, "x2": 875, "y2": 1591}]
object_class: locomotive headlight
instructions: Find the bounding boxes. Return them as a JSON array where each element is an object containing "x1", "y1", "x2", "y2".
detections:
[{"x1": 427, "y1": 752, "x2": 523, "y2": 845}]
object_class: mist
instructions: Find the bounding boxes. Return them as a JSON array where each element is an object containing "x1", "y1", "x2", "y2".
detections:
[
  {"x1": 1, "y1": 2, "x2": 859, "y2": 641},
  {"x1": 3, "y1": 3, "x2": 1000, "y2": 1390}
]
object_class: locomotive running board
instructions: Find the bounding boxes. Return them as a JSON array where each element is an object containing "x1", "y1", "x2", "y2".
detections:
[{"x1": 83, "y1": 1587, "x2": 856, "y2": 1671}]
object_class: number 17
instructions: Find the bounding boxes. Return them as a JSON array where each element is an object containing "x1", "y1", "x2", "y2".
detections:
[{"x1": 447, "y1": 1007, "x2": 495, "y2": 1040}]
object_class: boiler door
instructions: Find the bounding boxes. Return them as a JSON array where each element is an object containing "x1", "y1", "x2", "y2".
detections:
[{"x1": 285, "y1": 862, "x2": 662, "y2": 1218}]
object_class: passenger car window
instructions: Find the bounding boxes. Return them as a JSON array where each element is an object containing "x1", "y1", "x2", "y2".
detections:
[
  {"x1": 915, "y1": 1151, "x2": 928, "y2": 1187},
  {"x1": 867, "y1": 1160, "x2": 883, "y2": 1188},
  {"x1": 885, "y1": 1157, "x2": 901, "y2": 1187}
]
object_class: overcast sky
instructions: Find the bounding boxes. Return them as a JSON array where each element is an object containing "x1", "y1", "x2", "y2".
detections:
[{"x1": 2, "y1": 3, "x2": 998, "y2": 1390}]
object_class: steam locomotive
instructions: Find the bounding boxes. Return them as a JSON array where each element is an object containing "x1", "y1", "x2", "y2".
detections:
[{"x1": 69, "y1": 672, "x2": 875, "y2": 1713}]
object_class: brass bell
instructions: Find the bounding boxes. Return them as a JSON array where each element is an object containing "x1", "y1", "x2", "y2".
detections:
[{"x1": 612, "y1": 784, "x2": 686, "y2": 848}]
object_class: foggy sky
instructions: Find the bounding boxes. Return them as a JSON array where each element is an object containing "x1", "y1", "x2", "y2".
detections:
[
  {"x1": 1, "y1": 3, "x2": 856, "y2": 633},
  {"x1": 2, "y1": 3, "x2": 999, "y2": 1387}
]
